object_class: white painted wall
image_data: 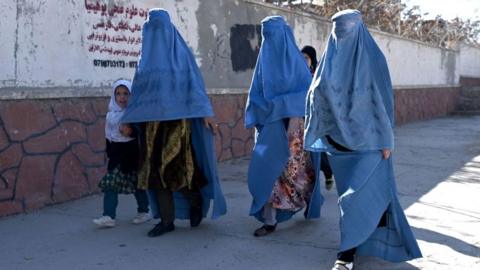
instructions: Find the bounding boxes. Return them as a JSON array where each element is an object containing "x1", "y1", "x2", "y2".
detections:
[
  {"x1": 1, "y1": 0, "x2": 479, "y2": 95},
  {"x1": 373, "y1": 32, "x2": 459, "y2": 86},
  {"x1": 0, "y1": 0, "x2": 17, "y2": 88},
  {"x1": 287, "y1": 10, "x2": 471, "y2": 87},
  {"x1": 292, "y1": 14, "x2": 330, "y2": 54},
  {"x1": 1, "y1": 0, "x2": 200, "y2": 89},
  {"x1": 459, "y1": 44, "x2": 480, "y2": 78},
  {"x1": 289, "y1": 10, "x2": 464, "y2": 87}
]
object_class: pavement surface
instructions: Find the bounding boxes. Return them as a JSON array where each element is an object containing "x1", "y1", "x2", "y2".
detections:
[{"x1": 1, "y1": 115, "x2": 479, "y2": 270}]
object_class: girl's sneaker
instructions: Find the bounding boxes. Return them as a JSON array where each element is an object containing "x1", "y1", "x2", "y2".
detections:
[
  {"x1": 131, "y1": 212, "x2": 151, "y2": 224},
  {"x1": 93, "y1": 216, "x2": 116, "y2": 228}
]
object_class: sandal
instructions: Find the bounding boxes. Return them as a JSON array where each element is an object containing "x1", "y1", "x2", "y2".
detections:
[
  {"x1": 253, "y1": 224, "x2": 276, "y2": 237},
  {"x1": 331, "y1": 260, "x2": 354, "y2": 270}
]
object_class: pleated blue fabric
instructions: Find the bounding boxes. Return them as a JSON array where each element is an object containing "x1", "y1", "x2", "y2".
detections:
[
  {"x1": 246, "y1": 16, "x2": 323, "y2": 222},
  {"x1": 121, "y1": 9, "x2": 213, "y2": 123},
  {"x1": 174, "y1": 118, "x2": 227, "y2": 220},
  {"x1": 329, "y1": 151, "x2": 421, "y2": 261},
  {"x1": 304, "y1": 10, "x2": 421, "y2": 262},
  {"x1": 122, "y1": 9, "x2": 225, "y2": 220},
  {"x1": 304, "y1": 10, "x2": 394, "y2": 152}
]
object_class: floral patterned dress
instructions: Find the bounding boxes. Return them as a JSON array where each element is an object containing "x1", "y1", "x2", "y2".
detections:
[{"x1": 269, "y1": 118, "x2": 315, "y2": 211}]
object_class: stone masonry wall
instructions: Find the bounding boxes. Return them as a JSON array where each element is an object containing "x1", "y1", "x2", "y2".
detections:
[
  {"x1": 459, "y1": 76, "x2": 480, "y2": 88},
  {"x1": 0, "y1": 87, "x2": 469, "y2": 217},
  {"x1": 0, "y1": 98, "x2": 108, "y2": 216},
  {"x1": 394, "y1": 87, "x2": 460, "y2": 125},
  {"x1": 211, "y1": 94, "x2": 255, "y2": 161},
  {"x1": 0, "y1": 94, "x2": 253, "y2": 217}
]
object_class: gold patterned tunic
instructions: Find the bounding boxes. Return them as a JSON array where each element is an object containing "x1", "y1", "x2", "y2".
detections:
[{"x1": 138, "y1": 120, "x2": 195, "y2": 191}]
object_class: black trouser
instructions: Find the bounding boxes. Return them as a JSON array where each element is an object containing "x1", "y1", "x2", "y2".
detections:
[
  {"x1": 156, "y1": 187, "x2": 202, "y2": 224},
  {"x1": 151, "y1": 140, "x2": 207, "y2": 224},
  {"x1": 320, "y1": 152, "x2": 333, "y2": 179},
  {"x1": 337, "y1": 211, "x2": 388, "y2": 262}
]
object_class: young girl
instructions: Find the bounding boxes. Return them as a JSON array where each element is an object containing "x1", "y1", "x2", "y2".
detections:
[{"x1": 93, "y1": 79, "x2": 150, "y2": 228}]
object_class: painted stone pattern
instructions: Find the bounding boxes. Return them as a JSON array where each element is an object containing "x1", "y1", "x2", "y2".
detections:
[
  {"x1": 0, "y1": 99, "x2": 108, "y2": 216},
  {"x1": 0, "y1": 94, "x2": 253, "y2": 217},
  {"x1": 0, "y1": 86, "x2": 471, "y2": 217},
  {"x1": 395, "y1": 87, "x2": 460, "y2": 125},
  {"x1": 0, "y1": 88, "x2": 460, "y2": 216}
]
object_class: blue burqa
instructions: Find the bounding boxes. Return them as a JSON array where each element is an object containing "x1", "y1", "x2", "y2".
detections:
[
  {"x1": 121, "y1": 9, "x2": 226, "y2": 220},
  {"x1": 246, "y1": 16, "x2": 324, "y2": 223},
  {"x1": 122, "y1": 9, "x2": 214, "y2": 123},
  {"x1": 304, "y1": 10, "x2": 421, "y2": 262}
]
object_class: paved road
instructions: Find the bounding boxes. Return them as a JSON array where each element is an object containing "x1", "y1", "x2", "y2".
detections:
[{"x1": 1, "y1": 116, "x2": 479, "y2": 270}]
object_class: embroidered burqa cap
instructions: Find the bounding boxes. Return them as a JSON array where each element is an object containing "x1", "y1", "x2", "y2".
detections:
[
  {"x1": 245, "y1": 16, "x2": 312, "y2": 128},
  {"x1": 122, "y1": 9, "x2": 213, "y2": 123},
  {"x1": 304, "y1": 10, "x2": 394, "y2": 151}
]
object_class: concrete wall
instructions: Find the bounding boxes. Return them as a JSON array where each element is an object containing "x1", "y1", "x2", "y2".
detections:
[
  {"x1": 1, "y1": 0, "x2": 480, "y2": 217},
  {"x1": 0, "y1": 0, "x2": 200, "y2": 89},
  {"x1": 459, "y1": 44, "x2": 480, "y2": 79},
  {"x1": 373, "y1": 33, "x2": 459, "y2": 87},
  {"x1": 1, "y1": 0, "x2": 479, "y2": 94}
]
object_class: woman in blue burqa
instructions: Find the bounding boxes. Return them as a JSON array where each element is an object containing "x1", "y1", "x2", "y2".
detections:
[
  {"x1": 304, "y1": 10, "x2": 422, "y2": 270},
  {"x1": 121, "y1": 9, "x2": 226, "y2": 237},
  {"x1": 245, "y1": 16, "x2": 324, "y2": 237}
]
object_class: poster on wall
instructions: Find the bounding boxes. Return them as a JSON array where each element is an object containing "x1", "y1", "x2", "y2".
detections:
[
  {"x1": 0, "y1": 0, "x2": 200, "y2": 89},
  {"x1": 84, "y1": 0, "x2": 146, "y2": 70}
]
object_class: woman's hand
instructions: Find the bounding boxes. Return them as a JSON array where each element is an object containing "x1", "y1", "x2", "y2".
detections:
[
  {"x1": 203, "y1": 117, "x2": 218, "y2": 135},
  {"x1": 119, "y1": 124, "x2": 133, "y2": 137},
  {"x1": 382, "y1": 149, "x2": 391, "y2": 159}
]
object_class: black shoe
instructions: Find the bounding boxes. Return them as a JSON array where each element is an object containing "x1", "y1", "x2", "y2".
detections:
[
  {"x1": 147, "y1": 222, "x2": 175, "y2": 237},
  {"x1": 253, "y1": 224, "x2": 276, "y2": 237},
  {"x1": 189, "y1": 194, "x2": 203, "y2": 228}
]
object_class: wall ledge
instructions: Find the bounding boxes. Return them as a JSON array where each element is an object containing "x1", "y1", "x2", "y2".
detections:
[
  {"x1": 394, "y1": 84, "x2": 460, "y2": 90},
  {"x1": 0, "y1": 85, "x2": 460, "y2": 100},
  {"x1": 0, "y1": 87, "x2": 250, "y2": 100}
]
